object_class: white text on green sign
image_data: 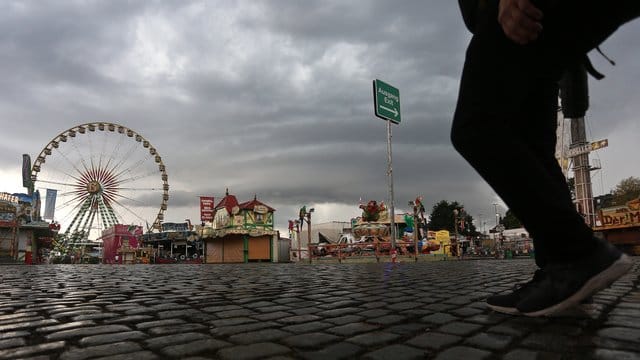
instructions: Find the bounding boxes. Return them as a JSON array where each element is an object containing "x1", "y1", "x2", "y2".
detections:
[{"x1": 374, "y1": 79, "x2": 401, "y2": 124}]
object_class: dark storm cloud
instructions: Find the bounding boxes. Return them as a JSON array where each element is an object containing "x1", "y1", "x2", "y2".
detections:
[{"x1": 1, "y1": 1, "x2": 638, "y2": 234}]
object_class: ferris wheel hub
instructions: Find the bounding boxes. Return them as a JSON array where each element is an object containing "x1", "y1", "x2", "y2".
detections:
[{"x1": 87, "y1": 180, "x2": 102, "y2": 194}]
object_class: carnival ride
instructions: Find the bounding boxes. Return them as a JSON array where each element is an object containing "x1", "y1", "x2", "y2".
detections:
[{"x1": 30, "y1": 122, "x2": 169, "y2": 253}]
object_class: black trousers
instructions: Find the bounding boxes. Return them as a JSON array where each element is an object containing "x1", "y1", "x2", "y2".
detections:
[{"x1": 451, "y1": 0, "x2": 640, "y2": 267}]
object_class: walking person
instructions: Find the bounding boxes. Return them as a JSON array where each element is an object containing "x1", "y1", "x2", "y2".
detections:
[{"x1": 452, "y1": 0, "x2": 639, "y2": 316}]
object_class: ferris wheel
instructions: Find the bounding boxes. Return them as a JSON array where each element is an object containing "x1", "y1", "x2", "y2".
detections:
[{"x1": 31, "y1": 122, "x2": 169, "y2": 243}]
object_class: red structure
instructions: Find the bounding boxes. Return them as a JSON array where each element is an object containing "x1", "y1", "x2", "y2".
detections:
[{"x1": 101, "y1": 225, "x2": 142, "y2": 264}]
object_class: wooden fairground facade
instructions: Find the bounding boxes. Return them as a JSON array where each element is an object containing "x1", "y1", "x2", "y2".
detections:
[{"x1": 201, "y1": 190, "x2": 277, "y2": 263}]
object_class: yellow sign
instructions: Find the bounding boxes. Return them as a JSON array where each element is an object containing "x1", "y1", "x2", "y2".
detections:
[
  {"x1": 598, "y1": 198, "x2": 640, "y2": 229},
  {"x1": 0, "y1": 192, "x2": 19, "y2": 204},
  {"x1": 590, "y1": 139, "x2": 608, "y2": 151},
  {"x1": 430, "y1": 230, "x2": 452, "y2": 256}
]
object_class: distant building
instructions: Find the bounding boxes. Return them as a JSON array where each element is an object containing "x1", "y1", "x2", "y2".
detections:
[
  {"x1": 298, "y1": 221, "x2": 352, "y2": 245},
  {"x1": 202, "y1": 189, "x2": 278, "y2": 263},
  {"x1": 0, "y1": 191, "x2": 54, "y2": 264}
]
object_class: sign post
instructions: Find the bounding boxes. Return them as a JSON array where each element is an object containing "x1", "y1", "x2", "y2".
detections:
[{"x1": 373, "y1": 79, "x2": 401, "y2": 248}]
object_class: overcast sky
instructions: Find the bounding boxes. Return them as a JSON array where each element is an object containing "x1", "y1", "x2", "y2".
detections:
[{"x1": 1, "y1": 1, "x2": 639, "y2": 237}]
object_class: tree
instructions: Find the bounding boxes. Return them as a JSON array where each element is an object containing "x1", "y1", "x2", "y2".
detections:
[
  {"x1": 501, "y1": 209, "x2": 522, "y2": 229},
  {"x1": 611, "y1": 176, "x2": 640, "y2": 205},
  {"x1": 428, "y1": 200, "x2": 477, "y2": 236}
]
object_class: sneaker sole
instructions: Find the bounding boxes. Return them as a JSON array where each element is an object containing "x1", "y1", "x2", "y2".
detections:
[
  {"x1": 522, "y1": 254, "x2": 632, "y2": 317},
  {"x1": 486, "y1": 303, "x2": 520, "y2": 315},
  {"x1": 489, "y1": 302, "x2": 596, "y2": 317},
  {"x1": 550, "y1": 302, "x2": 599, "y2": 318}
]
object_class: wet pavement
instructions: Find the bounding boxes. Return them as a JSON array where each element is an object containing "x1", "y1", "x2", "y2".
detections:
[{"x1": 0, "y1": 258, "x2": 639, "y2": 360}]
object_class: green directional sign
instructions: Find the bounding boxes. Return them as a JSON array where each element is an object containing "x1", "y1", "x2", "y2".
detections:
[{"x1": 373, "y1": 79, "x2": 401, "y2": 124}]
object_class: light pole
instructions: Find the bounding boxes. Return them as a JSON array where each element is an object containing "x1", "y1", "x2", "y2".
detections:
[
  {"x1": 493, "y1": 203, "x2": 504, "y2": 253},
  {"x1": 200, "y1": 222, "x2": 205, "y2": 262},
  {"x1": 408, "y1": 199, "x2": 419, "y2": 260}
]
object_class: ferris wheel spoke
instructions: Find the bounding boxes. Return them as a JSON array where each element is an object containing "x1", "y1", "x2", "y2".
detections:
[
  {"x1": 116, "y1": 187, "x2": 165, "y2": 191},
  {"x1": 103, "y1": 131, "x2": 127, "y2": 171},
  {"x1": 106, "y1": 136, "x2": 138, "y2": 176},
  {"x1": 54, "y1": 192, "x2": 85, "y2": 213},
  {"x1": 58, "y1": 194, "x2": 91, "y2": 214},
  {"x1": 116, "y1": 169, "x2": 160, "y2": 186},
  {"x1": 107, "y1": 191, "x2": 148, "y2": 207},
  {"x1": 69, "y1": 138, "x2": 92, "y2": 176},
  {"x1": 109, "y1": 197, "x2": 148, "y2": 225},
  {"x1": 111, "y1": 155, "x2": 154, "y2": 182},
  {"x1": 52, "y1": 146, "x2": 91, "y2": 181},
  {"x1": 36, "y1": 178, "x2": 81, "y2": 189},
  {"x1": 100, "y1": 129, "x2": 138, "y2": 181}
]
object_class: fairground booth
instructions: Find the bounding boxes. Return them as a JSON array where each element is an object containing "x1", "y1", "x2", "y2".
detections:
[
  {"x1": 0, "y1": 191, "x2": 55, "y2": 264},
  {"x1": 140, "y1": 221, "x2": 202, "y2": 263},
  {"x1": 200, "y1": 190, "x2": 278, "y2": 263}
]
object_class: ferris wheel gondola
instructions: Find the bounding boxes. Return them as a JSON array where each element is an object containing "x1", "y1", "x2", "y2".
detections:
[{"x1": 31, "y1": 122, "x2": 169, "y2": 248}]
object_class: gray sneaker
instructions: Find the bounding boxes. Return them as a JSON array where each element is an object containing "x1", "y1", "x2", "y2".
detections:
[
  {"x1": 487, "y1": 269, "x2": 595, "y2": 316},
  {"x1": 486, "y1": 269, "x2": 546, "y2": 315},
  {"x1": 516, "y1": 239, "x2": 632, "y2": 317}
]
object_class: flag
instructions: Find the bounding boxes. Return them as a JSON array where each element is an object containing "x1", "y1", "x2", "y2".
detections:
[
  {"x1": 22, "y1": 154, "x2": 32, "y2": 191},
  {"x1": 44, "y1": 189, "x2": 57, "y2": 220}
]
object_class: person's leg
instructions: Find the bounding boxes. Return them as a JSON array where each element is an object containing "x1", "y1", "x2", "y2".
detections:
[
  {"x1": 452, "y1": 0, "x2": 634, "y2": 316},
  {"x1": 451, "y1": 29, "x2": 567, "y2": 314},
  {"x1": 451, "y1": 37, "x2": 595, "y2": 266}
]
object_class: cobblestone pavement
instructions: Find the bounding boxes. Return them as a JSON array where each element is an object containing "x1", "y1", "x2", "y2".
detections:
[{"x1": 1, "y1": 258, "x2": 639, "y2": 360}]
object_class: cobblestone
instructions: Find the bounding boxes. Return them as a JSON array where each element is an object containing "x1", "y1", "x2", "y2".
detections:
[
  {"x1": 281, "y1": 332, "x2": 341, "y2": 348},
  {"x1": 45, "y1": 324, "x2": 132, "y2": 341},
  {"x1": 59, "y1": 341, "x2": 142, "y2": 360},
  {"x1": 217, "y1": 342, "x2": 289, "y2": 360},
  {"x1": 0, "y1": 259, "x2": 638, "y2": 359},
  {"x1": 406, "y1": 331, "x2": 463, "y2": 350},
  {"x1": 362, "y1": 344, "x2": 426, "y2": 360},
  {"x1": 160, "y1": 338, "x2": 231, "y2": 358}
]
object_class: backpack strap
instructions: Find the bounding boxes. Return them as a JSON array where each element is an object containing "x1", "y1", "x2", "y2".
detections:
[{"x1": 583, "y1": 47, "x2": 616, "y2": 80}]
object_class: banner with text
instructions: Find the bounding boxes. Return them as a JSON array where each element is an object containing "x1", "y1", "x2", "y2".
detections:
[
  {"x1": 44, "y1": 189, "x2": 57, "y2": 220},
  {"x1": 200, "y1": 196, "x2": 215, "y2": 222},
  {"x1": 22, "y1": 154, "x2": 32, "y2": 190}
]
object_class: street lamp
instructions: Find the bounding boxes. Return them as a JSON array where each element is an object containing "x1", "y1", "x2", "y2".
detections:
[{"x1": 493, "y1": 203, "x2": 499, "y2": 247}]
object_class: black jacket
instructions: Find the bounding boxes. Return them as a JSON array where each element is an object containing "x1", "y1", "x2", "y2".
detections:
[
  {"x1": 458, "y1": 0, "x2": 479, "y2": 33},
  {"x1": 459, "y1": 0, "x2": 496, "y2": 34}
]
